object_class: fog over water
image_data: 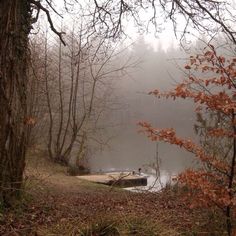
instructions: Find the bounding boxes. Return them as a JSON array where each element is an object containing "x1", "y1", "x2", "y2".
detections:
[{"x1": 89, "y1": 38, "x2": 198, "y2": 180}]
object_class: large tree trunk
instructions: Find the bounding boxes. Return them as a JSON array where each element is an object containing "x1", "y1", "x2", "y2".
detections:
[{"x1": 0, "y1": 0, "x2": 31, "y2": 206}]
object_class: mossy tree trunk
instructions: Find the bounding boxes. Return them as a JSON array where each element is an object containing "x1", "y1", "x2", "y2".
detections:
[{"x1": 0, "y1": 0, "x2": 31, "y2": 206}]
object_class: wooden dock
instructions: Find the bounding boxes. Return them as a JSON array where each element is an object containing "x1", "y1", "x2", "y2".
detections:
[{"x1": 76, "y1": 172, "x2": 147, "y2": 188}]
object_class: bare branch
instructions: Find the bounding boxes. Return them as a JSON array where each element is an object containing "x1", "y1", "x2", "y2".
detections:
[{"x1": 30, "y1": 0, "x2": 66, "y2": 46}]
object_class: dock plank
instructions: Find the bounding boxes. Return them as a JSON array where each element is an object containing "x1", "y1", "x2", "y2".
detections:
[{"x1": 76, "y1": 172, "x2": 147, "y2": 188}]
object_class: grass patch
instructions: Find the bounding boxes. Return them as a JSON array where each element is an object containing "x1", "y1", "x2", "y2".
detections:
[
  {"x1": 121, "y1": 216, "x2": 162, "y2": 235},
  {"x1": 1, "y1": 149, "x2": 226, "y2": 236},
  {"x1": 38, "y1": 215, "x2": 174, "y2": 236},
  {"x1": 79, "y1": 218, "x2": 120, "y2": 236},
  {"x1": 38, "y1": 217, "x2": 119, "y2": 236}
]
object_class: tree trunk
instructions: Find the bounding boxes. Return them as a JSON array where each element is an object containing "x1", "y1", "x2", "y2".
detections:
[{"x1": 0, "y1": 0, "x2": 31, "y2": 206}]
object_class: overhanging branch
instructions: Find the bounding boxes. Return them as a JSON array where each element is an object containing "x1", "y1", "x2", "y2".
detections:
[{"x1": 30, "y1": 0, "x2": 66, "y2": 46}]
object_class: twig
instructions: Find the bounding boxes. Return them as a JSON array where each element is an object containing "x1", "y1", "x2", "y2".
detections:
[{"x1": 30, "y1": 0, "x2": 66, "y2": 46}]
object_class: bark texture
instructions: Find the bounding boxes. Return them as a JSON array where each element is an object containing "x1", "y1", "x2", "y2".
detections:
[{"x1": 0, "y1": 0, "x2": 31, "y2": 206}]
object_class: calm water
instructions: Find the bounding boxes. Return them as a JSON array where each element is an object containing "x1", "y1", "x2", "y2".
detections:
[
  {"x1": 89, "y1": 49, "x2": 197, "y2": 184},
  {"x1": 89, "y1": 92, "x2": 197, "y2": 185}
]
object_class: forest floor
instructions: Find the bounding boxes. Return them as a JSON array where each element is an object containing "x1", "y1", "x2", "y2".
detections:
[{"x1": 0, "y1": 150, "x2": 226, "y2": 236}]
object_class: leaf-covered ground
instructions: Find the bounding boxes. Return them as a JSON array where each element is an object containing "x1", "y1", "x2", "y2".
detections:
[{"x1": 0, "y1": 151, "x2": 226, "y2": 235}]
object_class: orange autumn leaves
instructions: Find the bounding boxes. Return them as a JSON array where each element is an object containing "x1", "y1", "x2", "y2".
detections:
[
  {"x1": 138, "y1": 122, "x2": 228, "y2": 176},
  {"x1": 179, "y1": 170, "x2": 232, "y2": 208},
  {"x1": 139, "y1": 45, "x2": 236, "y2": 210},
  {"x1": 149, "y1": 46, "x2": 236, "y2": 115}
]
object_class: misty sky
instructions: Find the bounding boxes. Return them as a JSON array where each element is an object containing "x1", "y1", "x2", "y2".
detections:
[
  {"x1": 89, "y1": 37, "x2": 197, "y2": 177},
  {"x1": 38, "y1": 1, "x2": 205, "y2": 178}
]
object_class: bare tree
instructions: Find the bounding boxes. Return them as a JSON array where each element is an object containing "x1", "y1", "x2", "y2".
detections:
[
  {"x1": 33, "y1": 22, "x2": 135, "y2": 173},
  {"x1": 1, "y1": 0, "x2": 236, "y2": 206}
]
